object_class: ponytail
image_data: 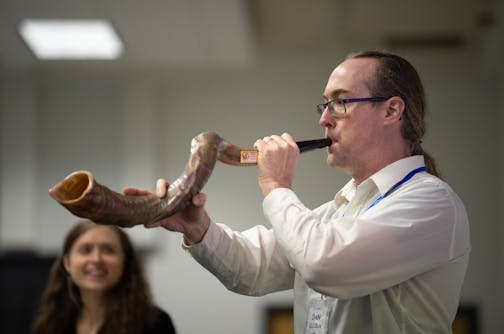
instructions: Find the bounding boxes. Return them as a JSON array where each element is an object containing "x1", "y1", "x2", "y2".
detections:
[{"x1": 412, "y1": 143, "x2": 441, "y2": 178}]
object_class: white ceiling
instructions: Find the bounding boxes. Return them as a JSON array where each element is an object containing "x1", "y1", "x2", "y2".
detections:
[{"x1": 0, "y1": 0, "x2": 501, "y2": 71}]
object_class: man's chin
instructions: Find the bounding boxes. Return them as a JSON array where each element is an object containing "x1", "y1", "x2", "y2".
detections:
[{"x1": 326, "y1": 155, "x2": 340, "y2": 168}]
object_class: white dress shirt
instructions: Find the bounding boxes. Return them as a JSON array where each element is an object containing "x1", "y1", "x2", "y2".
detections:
[{"x1": 186, "y1": 155, "x2": 471, "y2": 334}]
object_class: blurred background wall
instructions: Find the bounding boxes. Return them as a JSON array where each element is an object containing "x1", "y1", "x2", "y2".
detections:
[{"x1": 1, "y1": 0, "x2": 503, "y2": 333}]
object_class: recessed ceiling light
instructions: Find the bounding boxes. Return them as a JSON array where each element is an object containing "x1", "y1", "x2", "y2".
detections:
[{"x1": 18, "y1": 19, "x2": 124, "y2": 60}]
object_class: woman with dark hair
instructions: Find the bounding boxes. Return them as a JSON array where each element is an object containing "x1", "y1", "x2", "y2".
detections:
[{"x1": 32, "y1": 219, "x2": 176, "y2": 334}]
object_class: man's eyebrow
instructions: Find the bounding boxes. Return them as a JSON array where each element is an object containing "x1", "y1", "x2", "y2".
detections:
[{"x1": 323, "y1": 89, "x2": 348, "y2": 100}]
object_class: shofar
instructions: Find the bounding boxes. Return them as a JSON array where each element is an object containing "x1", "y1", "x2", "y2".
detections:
[{"x1": 48, "y1": 131, "x2": 331, "y2": 227}]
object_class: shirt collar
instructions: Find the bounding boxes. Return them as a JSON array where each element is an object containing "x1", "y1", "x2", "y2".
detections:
[
  {"x1": 334, "y1": 155, "x2": 426, "y2": 203},
  {"x1": 370, "y1": 155, "x2": 426, "y2": 195}
]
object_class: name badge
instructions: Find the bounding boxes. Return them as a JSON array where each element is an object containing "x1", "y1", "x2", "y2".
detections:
[{"x1": 305, "y1": 302, "x2": 329, "y2": 334}]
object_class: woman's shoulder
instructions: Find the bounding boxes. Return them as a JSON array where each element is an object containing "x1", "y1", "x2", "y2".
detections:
[{"x1": 145, "y1": 306, "x2": 176, "y2": 334}]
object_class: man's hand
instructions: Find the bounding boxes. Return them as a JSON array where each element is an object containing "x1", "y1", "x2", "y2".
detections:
[
  {"x1": 254, "y1": 133, "x2": 299, "y2": 196},
  {"x1": 123, "y1": 179, "x2": 210, "y2": 244}
]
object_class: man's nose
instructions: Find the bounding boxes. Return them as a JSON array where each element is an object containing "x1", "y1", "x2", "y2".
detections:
[{"x1": 319, "y1": 108, "x2": 335, "y2": 127}]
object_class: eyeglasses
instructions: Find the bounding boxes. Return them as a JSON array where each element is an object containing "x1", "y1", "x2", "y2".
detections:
[{"x1": 316, "y1": 97, "x2": 390, "y2": 117}]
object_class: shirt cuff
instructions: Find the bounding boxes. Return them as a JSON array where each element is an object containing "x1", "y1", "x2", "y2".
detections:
[{"x1": 181, "y1": 220, "x2": 217, "y2": 252}]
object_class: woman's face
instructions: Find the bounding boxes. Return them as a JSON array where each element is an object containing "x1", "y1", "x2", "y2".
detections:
[{"x1": 64, "y1": 226, "x2": 125, "y2": 295}]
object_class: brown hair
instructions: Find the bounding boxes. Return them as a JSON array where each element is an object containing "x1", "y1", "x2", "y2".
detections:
[
  {"x1": 32, "y1": 220, "x2": 161, "y2": 334},
  {"x1": 347, "y1": 50, "x2": 440, "y2": 177}
]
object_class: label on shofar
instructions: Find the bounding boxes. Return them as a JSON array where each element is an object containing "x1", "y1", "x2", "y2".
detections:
[{"x1": 240, "y1": 150, "x2": 258, "y2": 164}]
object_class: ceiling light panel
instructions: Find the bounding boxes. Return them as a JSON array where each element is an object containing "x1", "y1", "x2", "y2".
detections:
[{"x1": 18, "y1": 19, "x2": 124, "y2": 60}]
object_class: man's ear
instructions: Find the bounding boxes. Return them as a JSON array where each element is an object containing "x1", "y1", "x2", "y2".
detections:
[{"x1": 384, "y1": 96, "x2": 404, "y2": 124}]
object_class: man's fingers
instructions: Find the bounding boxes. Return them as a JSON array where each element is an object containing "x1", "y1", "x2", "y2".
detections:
[
  {"x1": 156, "y1": 179, "x2": 170, "y2": 197},
  {"x1": 192, "y1": 192, "x2": 206, "y2": 207},
  {"x1": 122, "y1": 187, "x2": 152, "y2": 196}
]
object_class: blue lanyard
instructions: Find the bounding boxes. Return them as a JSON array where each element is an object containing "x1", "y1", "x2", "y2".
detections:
[{"x1": 366, "y1": 166, "x2": 427, "y2": 211}]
